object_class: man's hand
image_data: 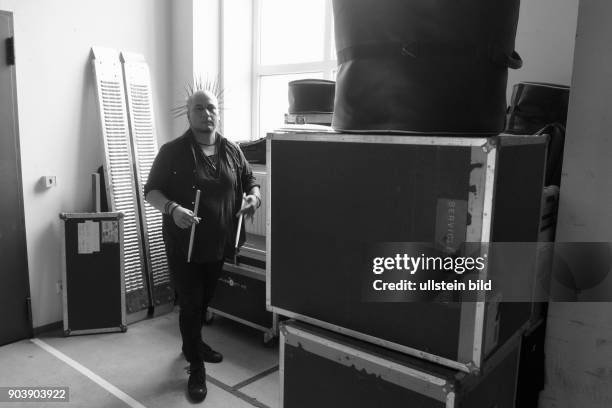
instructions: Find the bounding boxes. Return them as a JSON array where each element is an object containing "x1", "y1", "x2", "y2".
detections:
[
  {"x1": 236, "y1": 195, "x2": 259, "y2": 220},
  {"x1": 172, "y1": 205, "x2": 201, "y2": 229}
]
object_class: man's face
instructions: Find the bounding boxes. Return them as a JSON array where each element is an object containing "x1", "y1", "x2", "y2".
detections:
[{"x1": 187, "y1": 91, "x2": 219, "y2": 133}]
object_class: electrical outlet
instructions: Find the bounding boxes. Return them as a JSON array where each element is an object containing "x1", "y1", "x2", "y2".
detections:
[
  {"x1": 56, "y1": 280, "x2": 62, "y2": 294},
  {"x1": 44, "y1": 176, "x2": 57, "y2": 188}
]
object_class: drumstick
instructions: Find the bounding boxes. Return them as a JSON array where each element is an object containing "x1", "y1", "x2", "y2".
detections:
[
  {"x1": 187, "y1": 189, "x2": 201, "y2": 263},
  {"x1": 234, "y1": 193, "x2": 247, "y2": 250}
]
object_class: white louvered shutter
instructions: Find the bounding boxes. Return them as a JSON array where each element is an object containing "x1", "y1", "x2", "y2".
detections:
[
  {"x1": 91, "y1": 47, "x2": 150, "y2": 316},
  {"x1": 121, "y1": 52, "x2": 173, "y2": 308}
]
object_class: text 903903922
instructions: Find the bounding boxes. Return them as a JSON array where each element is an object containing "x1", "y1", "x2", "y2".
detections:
[{"x1": 0, "y1": 387, "x2": 69, "y2": 402}]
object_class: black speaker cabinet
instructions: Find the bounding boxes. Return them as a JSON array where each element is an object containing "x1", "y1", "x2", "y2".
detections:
[
  {"x1": 60, "y1": 212, "x2": 127, "y2": 336},
  {"x1": 268, "y1": 132, "x2": 547, "y2": 374}
]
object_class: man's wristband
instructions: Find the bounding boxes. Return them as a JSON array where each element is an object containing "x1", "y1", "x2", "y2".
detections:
[
  {"x1": 169, "y1": 203, "x2": 180, "y2": 217},
  {"x1": 164, "y1": 200, "x2": 176, "y2": 214}
]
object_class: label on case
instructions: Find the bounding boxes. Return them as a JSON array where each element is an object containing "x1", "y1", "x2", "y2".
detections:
[
  {"x1": 77, "y1": 221, "x2": 100, "y2": 254},
  {"x1": 435, "y1": 198, "x2": 467, "y2": 253},
  {"x1": 101, "y1": 221, "x2": 119, "y2": 243}
]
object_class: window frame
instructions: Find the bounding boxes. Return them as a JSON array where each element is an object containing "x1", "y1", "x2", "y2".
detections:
[{"x1": 250, "y1": 0, "x2": 336, "y2": 140}]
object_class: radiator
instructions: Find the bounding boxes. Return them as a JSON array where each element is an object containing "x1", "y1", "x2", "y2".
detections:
[{"x1": 245, "y1": 169, "x2": 267, "y2": 237}]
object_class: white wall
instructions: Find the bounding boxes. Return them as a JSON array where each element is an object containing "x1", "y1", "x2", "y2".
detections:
[
  {"x1": 171, "y1": 0, "x2": 194, "y2": 137},
  {"x1": 171, "y1": 0, "x2": 222, "y2": 138},
  {"x1": 221, "y1": 0, "x2": 253, "y2": 141},
  {"x1": 509, "y1": 0, "x2": 579, "y2": 98},
  {"x1": 0, "y1": 0, "x2": 173, "y2": 328},
  {"x1": 557, "y1": 1, "x2": 612, "y2": 242},
  {"x1": 540, "y1": 1, "x2": 612, "y2": 405},
  {"x1": 193, "y1": 0, "x2": 220, "y2": 82}
]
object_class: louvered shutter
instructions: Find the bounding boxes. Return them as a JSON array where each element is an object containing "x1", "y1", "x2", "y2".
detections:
[
  {"x1": 91, "y1": 47, "x2": 151, "y2": 317},
  {"x1": 121, "y1": 52, "x2": 174, "y2": 309}
]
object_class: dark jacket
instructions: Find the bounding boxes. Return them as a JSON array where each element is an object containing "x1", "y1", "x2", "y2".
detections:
[{"x1": 144, "y1": 130, "x2": 258, "y2": 262}]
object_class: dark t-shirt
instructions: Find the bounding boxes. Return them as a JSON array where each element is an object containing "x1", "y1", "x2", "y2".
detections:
[{"x1": 144, "y1": 130, "x2": 258, "y2": 262}]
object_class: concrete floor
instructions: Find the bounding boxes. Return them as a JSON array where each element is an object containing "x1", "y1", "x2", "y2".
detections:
[{"x1": 0, "y1": 310, "x2": 280, "y2": 408}]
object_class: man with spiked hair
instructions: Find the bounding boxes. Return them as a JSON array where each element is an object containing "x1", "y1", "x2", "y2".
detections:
[{"x1": 145, "y1": 83, "x2": 261, "y2": 402}]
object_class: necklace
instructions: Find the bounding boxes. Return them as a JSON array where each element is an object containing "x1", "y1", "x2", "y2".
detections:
[
  {"x1": 198, "y1": 143, "x2": 217, "y2": 153},
  {"x1": 202, "y1": 150, "x2": 218, "y2": 171},
  {"x1": 197, "y1": 141, "x2": 216, "y2": 146}
]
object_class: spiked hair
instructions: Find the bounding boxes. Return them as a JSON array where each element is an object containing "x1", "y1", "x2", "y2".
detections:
[{"x1": 171, "y1": 76, "x2": 225, "y2": 118}]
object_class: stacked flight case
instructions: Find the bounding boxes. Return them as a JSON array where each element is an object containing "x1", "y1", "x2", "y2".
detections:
[
  {"x1": 281, "y1": 321, "x2": 521, "y2": 408},
  {"x1": 267, "y1": 131, "x2": 549, "y2": 407}
]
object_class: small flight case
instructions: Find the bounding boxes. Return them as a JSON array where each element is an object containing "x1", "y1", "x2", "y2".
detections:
[
  {"x1": 60, "y1": 212, "x2": 127, "y2": 335},
  {"x1": 208, "y1": 259, "x2": 279, "y2": 344}
]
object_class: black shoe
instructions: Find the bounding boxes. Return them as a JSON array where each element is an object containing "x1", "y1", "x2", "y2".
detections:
[
  {"x1": 187, "y1": 363, "x2": 207, "y2": 402},
  {"x1": 181, "y1": 342, "x2": 223, "y2": 363},
  {"x1": 201, "y1": 342, "x2": 223, "y2": 363}
]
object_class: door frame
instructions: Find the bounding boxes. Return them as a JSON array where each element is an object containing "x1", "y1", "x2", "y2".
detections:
[{"x1": 1, "y1": 9, "x2": 33, "y2": 343}]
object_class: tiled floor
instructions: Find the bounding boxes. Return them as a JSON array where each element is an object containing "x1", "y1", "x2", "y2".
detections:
[{"x1": 0, "y1": 310, "x2": 280, "y2": 407}]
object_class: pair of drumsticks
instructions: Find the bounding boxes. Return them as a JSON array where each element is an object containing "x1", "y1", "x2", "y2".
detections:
[{"x1": 187, "y1": 190, "x2": 246, "y2": 263}]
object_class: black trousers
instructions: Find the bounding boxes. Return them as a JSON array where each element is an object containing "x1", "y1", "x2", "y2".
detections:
[{"x1": 168, "y1": 255, "x2": 224, "y2": 364}]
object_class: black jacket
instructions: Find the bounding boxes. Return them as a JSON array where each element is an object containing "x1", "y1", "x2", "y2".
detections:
[{"x1": 144, "y1": 130, "x2": 258, "y2": 262}]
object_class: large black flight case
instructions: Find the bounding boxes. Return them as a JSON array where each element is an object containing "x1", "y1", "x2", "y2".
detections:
[{"x1": 268, "y1": 131, "x2": 547, "y2": 373}]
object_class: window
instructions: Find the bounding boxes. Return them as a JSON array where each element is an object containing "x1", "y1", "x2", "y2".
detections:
[
  {"x1": 221, "y1": 0, "x2": 336, "y2": 141},
  {"x1": 254, "y1": 0, "x2": 336, "y2": 139}
]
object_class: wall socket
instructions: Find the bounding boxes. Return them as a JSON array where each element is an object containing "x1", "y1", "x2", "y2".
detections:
[
  {"x1": 56, "y1": 280, "x2": 62, "y2": 294},
  {"x1": 44, "y1": 176, "x2": 57, "y2": 188}
]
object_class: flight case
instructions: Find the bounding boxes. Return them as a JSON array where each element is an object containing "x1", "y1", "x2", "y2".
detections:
[
  {"x1": 280, "y1": 321, "x2": 520, "y2": 408},
  {"x1": 268, "y1": 131, "x2": 547, "y2": 373},
  {"x1": 60, "y1": 212, "x2": 127, "y2": 335}
]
